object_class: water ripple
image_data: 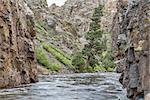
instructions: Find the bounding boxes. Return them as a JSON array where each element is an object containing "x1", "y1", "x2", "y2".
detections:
[{"x1": 0, "y1": 72, "x2": 129, "y2": 100}]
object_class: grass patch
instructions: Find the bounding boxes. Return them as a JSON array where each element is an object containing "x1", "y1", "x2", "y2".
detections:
[
  {"x1": 42, "y1": 43, "x2": 74, "y2": 69},
  {"x1": 35, "y1": 47, "x2": 61, "y2": 72},
  {"x1": 35, "y1": 23, "x2": 48, "y2": 35},
  {"x1": 36, "y1": 36, "x2": 44, "y2": 42},
  {"x1": 48, "y1": 43, "x2": 71, "y2": 60},
  {"x1": 35, "y1": 21, "x2": 54, "y2": 37},
  {"x1": 93, "y1": 65, "x2": 107, "y2": 72}
]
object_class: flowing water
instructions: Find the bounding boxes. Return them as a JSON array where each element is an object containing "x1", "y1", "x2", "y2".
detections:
[{"x1": 0, "y1": 73, "x2": 129, "y2": 100}]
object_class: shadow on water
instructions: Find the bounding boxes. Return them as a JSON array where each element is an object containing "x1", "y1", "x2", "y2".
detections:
[{"x1": 0, "y1": 72, "x2": 129, "y2": 100}]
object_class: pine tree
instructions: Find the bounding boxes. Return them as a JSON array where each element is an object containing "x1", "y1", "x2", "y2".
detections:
[
  {"x1": 72, "y1": 5, "x2": 115, "y2": 72},
  {"x1": 82, "y1": 5, "x2": 107, "y2": 68}
]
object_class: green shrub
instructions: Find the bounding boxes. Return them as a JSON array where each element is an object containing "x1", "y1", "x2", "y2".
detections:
[
  {"x1": 35, "y1": 23, "x2": 48, "y2": 35},
  {"x1": 85, "y1": 66, "x2": 94, "y2": 73},
  {"x1": 36, "y1": 36, "x2": 44, "y2": 42},
  {"x1": 42, "y1": 43, "x2": 74, "y2": 69},
  {"x1": 72, "y1": 52, "x2": 85, "y2": 72},
  {"x1": 35, "y1": 47, "x2": 61, "y2": 72},
  {"x1": 101, "y1": 51, "x2": 115, "y2": 70},
  {"x1": 50, "y1": 63, "x2": 62, "y2": 72},
  {"x1": 94, "y1": 64, "x2": 106, "y2": 72},
  {"x1": 35, "y1": 21, "x2": 54, "y2": 37},
  {"x1": 35, "y1": 47, "x2": 50, "y2": 67},
  {"x1": 107, "y1": 67, "x2": 114, "y2": 72},
  {"x1": 48, "y1": 44, "x2": 71, "y2": 60}
]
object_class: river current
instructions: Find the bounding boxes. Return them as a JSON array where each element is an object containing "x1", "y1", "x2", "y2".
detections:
[{"x1": 0, "y1": 73, "x2": 129, "y2": 100}]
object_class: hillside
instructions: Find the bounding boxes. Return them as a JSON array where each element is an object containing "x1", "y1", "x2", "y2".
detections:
[{"x1": 24, "y1": 0, "x2": 117, "y2": 73}]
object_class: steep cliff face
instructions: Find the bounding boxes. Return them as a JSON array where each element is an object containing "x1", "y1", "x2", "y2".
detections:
[
  {"x1": 49, "y1": 0, "x2": 118, "y2": 50},
  {"x1": 101, "y1": 0, "x2": 118, "y2": 32},
  {"x1": 25, "y1": 0, "x2": 48, "y2": 20},
  {"x1": 0, "y1": 0, "x2": 38, "y2": 88},
  {"x1": 111, "y1": 0, "x2": 128, "y2": 73},
  {"x1": 25, "y1": 0, "x2": 55, "y2": 27},
  {"x1": 112, "y1": 0, "x2": 150, "y2": 99},
  {"x1": 50, "y1": 0, "x2": 108, "y2": 39},
  {"x1": 31, "y1": 0, "x2": 117, "y2": 72}
]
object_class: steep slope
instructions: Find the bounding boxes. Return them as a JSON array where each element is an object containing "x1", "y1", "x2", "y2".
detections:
[
  {"x1": 24, "y1": 0, "x2": 116, "y2": 73},
  {"x1": 101, "y1": 0, "x2": 118, "y2": 32},
  {"x1": 24, "y1": 0, "x2": 74, "y2": 73},
  {"x1": 0, "y1": 0, "x2": 38, "y2": 88},
  {"x1": 111, "y1": 0, "x2": 150, "y2": 99},
  {"x1": 57, "y1": 0, "x2": 107, "y2": 34},
  {"x1": 22, "y1": 0, "x2": 118, "y2": 73},
  {"x1": 50, "y1": 0, "x2": 108, "y2": 46}
]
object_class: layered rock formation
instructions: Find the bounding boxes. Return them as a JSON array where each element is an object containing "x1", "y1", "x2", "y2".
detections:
[
  {"x1": 112, "y1": 0, "x2": 150, "y2": 99},
  {"x1": 0, "y1": 0, "x2": 38, "y2": 88}
]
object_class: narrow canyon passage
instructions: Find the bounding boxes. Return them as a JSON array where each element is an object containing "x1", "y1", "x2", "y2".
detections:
[
  {"x1": 0, "y1": 73, "x2": 128, "y2": 100},
  {"x1": 0, "y1": 0, "x2": 149, "y2": 100}
]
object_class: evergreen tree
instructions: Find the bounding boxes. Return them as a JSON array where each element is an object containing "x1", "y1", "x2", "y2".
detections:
[
  {"x1": 82, "y1": 5, "x2": 107, "y2": 68},
  {"x1": 72, "y1": 5, "x2": 115, "y2": 72}
]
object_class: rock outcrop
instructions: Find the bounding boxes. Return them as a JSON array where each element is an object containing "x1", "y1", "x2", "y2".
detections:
[
  {"x1": 50, "y1": 0, "x2": 108, "y2": 46},
  {"x1": 60, "y1": 0, "x2": 108, "y2": 35},
  {"x1": 25, "y1": 0, "x2": 56, "y2": 28},
  {"x1": 101, "y1": 0, "x2": 118, "y2": 32},
  {"x1": 112, "y1": 0, "x2": 150, "y2": 99},
  {"x1": 0, "y1": 0, "x2": 38, "y2": 88}
]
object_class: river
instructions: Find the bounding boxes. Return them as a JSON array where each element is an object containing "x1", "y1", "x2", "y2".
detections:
[{"x1": 0, "y1": 72, "x2": 128, "y2": 100}]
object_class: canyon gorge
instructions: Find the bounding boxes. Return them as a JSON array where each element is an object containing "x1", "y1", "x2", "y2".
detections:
[{"x1": 0, "y1": 0, "x2": 149, "y2": 99}]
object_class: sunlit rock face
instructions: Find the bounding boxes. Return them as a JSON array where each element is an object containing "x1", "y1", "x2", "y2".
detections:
[
  {"x1": 112, "y1": 0, "x2": 150, "y2": 99},
  {"x1": 0, "y1": 0, "x2": 38, "y2": 88}
]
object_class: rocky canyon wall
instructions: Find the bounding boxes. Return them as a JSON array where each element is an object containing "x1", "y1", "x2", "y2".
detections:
[
  {"x1": 112, "y1": 0, "x2": 150, "y2": 99},
  {"x1": 0, "y1": 0, "x2": 38, "y2": 88},
  {"x1": 24, "y1": 0, "x2": 55, "y2": 27},
  {"x1": 47, "y1": 0, "x2": 122, "y2": 57},
  {"x1": 49, "y1": 0, "x2": 109, "y2": 46}
]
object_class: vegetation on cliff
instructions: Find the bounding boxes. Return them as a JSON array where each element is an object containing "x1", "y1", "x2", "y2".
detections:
[
  {"x1": 35, "y1": 22, "x2": 74, "y2": 72},
  {"x1": 43, "y1": 43, "x2": 74, "y2": 69},
  {"x1": 72, "y1": 5, "x2": 115, "y2": 72},
  {"x1": 34, "y1": 4, "x2": 115, "y2": 73},
  {"x1": 35, "y1": 47, "x2": 61, "y2": 72},
  {"x1": 1, "y1": 0, "x2": 149, "y2": 99}
]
